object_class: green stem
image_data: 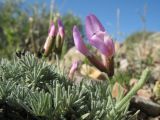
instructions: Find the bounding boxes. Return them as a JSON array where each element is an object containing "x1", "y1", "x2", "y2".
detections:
[{"x1": 110, "y1": 68, "x2": 149, "y2": 115}]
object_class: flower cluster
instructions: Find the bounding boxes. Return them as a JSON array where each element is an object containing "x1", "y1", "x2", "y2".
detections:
[
  {"x1": 73, "y1": 14, "x2": 115, "y2": 77},
  {"x1": 43, "y1": 18, "x2": 65, "y2": 57}
]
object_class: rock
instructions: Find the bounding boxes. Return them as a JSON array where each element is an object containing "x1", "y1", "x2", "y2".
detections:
[
  {"x1": 137, "y1": 89, "x2": 152, "y2": 100},
  {"x1": 136, "y1": 84, "x2": 153, "y2": 100},
  {"x1": 148, "y1": 116, "x2": 160, "y2": 120},
  {"x1": 80, "y1": 64, "x2": 106, "y2": 80},
  {"x1": 61, "y1": 47, "x2": 85, "y2": 70},
  {"x1": 130, "y1": 96, "x2": 160, "y2": 117}
]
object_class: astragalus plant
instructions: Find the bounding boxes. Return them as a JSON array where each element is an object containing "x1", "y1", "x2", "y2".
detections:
[
  {"x1": 0, "y1": 53, "x2": 149, "y2": 120},
  {"x1": 0, "y1": 12, "x2": 149, "y2": 120}
]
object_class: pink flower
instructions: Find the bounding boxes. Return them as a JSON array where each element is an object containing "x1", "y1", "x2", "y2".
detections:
[
  {"x1": 86, "y1": 14, "x2": 115, "y2": 58},
  {"x1": 73, "y1": 14, "x2": 115, "y2": 77},
  {"x1": 73, "y1": 26, "x2": 107, "y2": 73}
]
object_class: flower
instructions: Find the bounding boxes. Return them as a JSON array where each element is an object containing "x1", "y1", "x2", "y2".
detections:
[
  {"x1": 86, "y1": 14, "x2": 115, "y2": 58},
  {"x1": 73, "y1": 26, "x2": 90, "y2": 56},
  {"x1": 73, "y1": 25, "x2": 107, "y2": 74},
  {"x1": 73, "y1": 14, "x2": 115, "y2": 77}
]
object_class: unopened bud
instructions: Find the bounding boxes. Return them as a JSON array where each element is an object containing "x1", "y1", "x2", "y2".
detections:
[
  {"x1": 54, "y1": 18, "x2": 65, "y2": 57},
  {"x1": 48, "y1": 23, "x2": 56, "y2": 37},
  {"x1": 43, "y1": 23, "x2": 56, "y2": 57},
  {"x1": 58, "y1": 18, "x2": 65, "y2": 40},
  {"x1": 68, "y1": 60, "x2": 81, "y2": 80}
]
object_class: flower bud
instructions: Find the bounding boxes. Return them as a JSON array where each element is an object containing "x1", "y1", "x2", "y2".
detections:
[
  {"x1": 48, "y1": 23, "x2": 56, "y2": 37},
  {"x1": 68, "y1": 60, "x2": 81, "y2": 79},
  {"x1": 43, "y1": 23, "x2": 56, "y2": 57},
  {"x1": 57, "y1": 18, "x2": 65, "y2": 40}
]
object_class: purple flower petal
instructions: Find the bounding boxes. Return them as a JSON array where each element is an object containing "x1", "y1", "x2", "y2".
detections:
[
  {"x1": 58, "y1": 18, "x2": 63, "y2": 27},
  {"x1": 104, "y1": 35, "x2": 115, "y2": 57},
  {"x1": 85, "y1": 14, "x2": 105, "y2": 39},
  {"x1": 90, "y1": 34, "x2": 109, "y2": 56},
  {"x1": 89, "y1": 31, "x2": 115, "y2": 57},
  {"x1": 73, "y1": 26, "x2": 90, "y2": 56},
  {"x1": 90, "y1": 14, "x2": 105, "y2": 31}
]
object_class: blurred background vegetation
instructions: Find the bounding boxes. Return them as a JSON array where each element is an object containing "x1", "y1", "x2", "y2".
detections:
[
  {"x1": 0, "y1": 0, "x2": 82, "y2": 58},
  {"x1": 0, "y1": 0, "x2": 159, "y2": 59},
  {"x1": 0, "y1": 0, "x2": 159, "y2": 80}
]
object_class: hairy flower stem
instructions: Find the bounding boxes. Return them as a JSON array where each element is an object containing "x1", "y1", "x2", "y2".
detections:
[
  {"x1": 54, "y1": 36, "x2": 64, "y2": 59},
  {"x1": 106, "y1": 57, "x2": 114, "y2": 77},
  {"x1": 86, "y1": 55, "x2": 107, "y2": 72},
  {"x1": 110, "y1": 68, "x2": 149, "y2": 115},
  {"x1": 87, "y1": 55, "x2": 114, "y2": 78}
]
